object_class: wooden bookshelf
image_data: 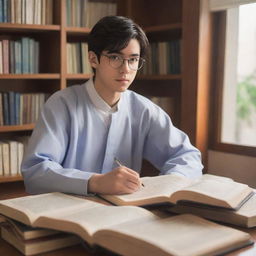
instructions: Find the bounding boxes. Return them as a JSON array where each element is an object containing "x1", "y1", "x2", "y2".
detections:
[
  {"x1": 0, "y1": 0, "x2": 211, "y2": 190},
  {"x1": 0, "y1": 175, "x2": 23, "y2": 183}
]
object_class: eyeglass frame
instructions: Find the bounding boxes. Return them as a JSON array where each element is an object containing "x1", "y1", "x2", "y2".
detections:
[{"x1": 101, "y1": 53, "x2": 146, "y2": 71}]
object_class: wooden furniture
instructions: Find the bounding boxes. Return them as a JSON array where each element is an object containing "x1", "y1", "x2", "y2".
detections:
[{"x1": 0, "y1": 0, "x2": 211, "y2": 192}]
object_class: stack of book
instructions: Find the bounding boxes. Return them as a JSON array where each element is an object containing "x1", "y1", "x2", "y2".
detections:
[
  {"x1": 66, "y1": 0, "x2": 117, "y2": 28},
  {"x1": 142, "y1": 40, "x2": 181, "y2": 75},
  {"x1": 0, "y1": 137, "x2": 29, "y2": 176},
  {"x1": 66, "y1": 42, "x2": 91, "y2": 74},
  {"x1": 0, "y1": 0, "x2": 53, "y2": 25},
  {"x1": 0, "y1": 174, "x2": 255, "y2": 256},
  {"x1": 0, "y1": 92, "x2": 48, "y2": 126},
  {"x1": 0, "y1": 215, "x2": 80, "y2": 255},
  {"x1": 0, "y1": 37, "x2": 39, "y2": 74}
]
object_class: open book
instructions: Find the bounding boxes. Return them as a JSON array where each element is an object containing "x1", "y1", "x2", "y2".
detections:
[
  {"x1": 101, "y1": 174, "x2": 253, "y2": 210},
  {"x1": 0, "y1": 192, "x2": 253, "y2": 256},
  {"x1": 168, "y1": 192, "x2": 256, "y2": 228}
]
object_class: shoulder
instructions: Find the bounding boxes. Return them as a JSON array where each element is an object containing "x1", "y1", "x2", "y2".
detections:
[
  {"x1": 123, "y1": 90, "x2": 164, "y2": 117},
  {"x1": 124, "y1": 90, "x2": 156, "y2": 109},
  {"x1": 45, "y1": 83, "x2": 87, "y2": 109}
]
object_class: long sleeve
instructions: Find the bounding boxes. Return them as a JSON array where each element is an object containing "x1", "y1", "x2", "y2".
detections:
[
  {"x1": 142, "y1": 102, "x2": 203, "y2": 178},
  {"x1": 21, "y1": 88, "x2": 94, "y2": 195}
]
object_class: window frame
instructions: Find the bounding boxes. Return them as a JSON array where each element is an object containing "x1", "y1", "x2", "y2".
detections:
[{"x1": 210, "y1": 11, "x2": 256, "y2": 157}]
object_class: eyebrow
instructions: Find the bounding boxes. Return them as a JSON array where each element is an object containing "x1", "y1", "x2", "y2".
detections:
[{"x1": 107, "y1": 51, "x2": 140, "y2": 57}]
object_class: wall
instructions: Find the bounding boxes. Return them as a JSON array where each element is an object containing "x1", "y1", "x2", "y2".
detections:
[{"x1": 208, "y1": 150, "x2": 256, "y2": 188}]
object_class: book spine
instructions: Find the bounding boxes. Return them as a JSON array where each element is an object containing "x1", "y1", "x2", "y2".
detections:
[
  {"x1": 3, "y1": 92, "x2": 10, "y2": 125},
  {"x1": 8, "y1": 91, "x2": 15, "y2": 126}
]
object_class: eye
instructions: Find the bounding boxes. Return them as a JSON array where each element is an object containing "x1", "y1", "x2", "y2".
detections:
[
  {"x1": 109, "y1": 55, "x2": 120, "y2": 61},
  {"x1": 129, "y1": 57, "x2": 139, "y2": 64}
]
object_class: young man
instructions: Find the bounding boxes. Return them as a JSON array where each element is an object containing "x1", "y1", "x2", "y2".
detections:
[{"x1": 21, "y1": 16, "x2": 203, "y2": 196}]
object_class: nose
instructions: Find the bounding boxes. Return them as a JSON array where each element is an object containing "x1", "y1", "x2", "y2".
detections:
[{"x1": 119, "y1": 59, "x2": 130, "y2": 73}]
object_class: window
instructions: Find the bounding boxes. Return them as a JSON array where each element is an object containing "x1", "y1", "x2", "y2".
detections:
[{"x1": 211, "y1": 2, "x2": 256, "y2": 156}]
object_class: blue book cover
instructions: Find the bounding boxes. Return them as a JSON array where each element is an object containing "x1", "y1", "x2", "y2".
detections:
[
  {"x1": 34, "y1": 41, "x2": 39, "y2": 73},
  {"x1": 3, "y1": 0, "x2": 7, "y2": 22},
  {"x1": 3, "y1": 92, "x2": 10, "y2": 125},
  {"x1": 15, "y1": 40, "x2": 22, "y2": 74},
  {"x1": 8, "y1": 91, "x2": 15, "y2": 125},
  {"x1": 0, "y1": 0, "x2": 3, "y2": 23},
  {"x1": 15, "y1": 92, "x2": 20, "y2": 125},
  {"x1": 21, "y1": 37, "x2": 29, "y2": 74}
]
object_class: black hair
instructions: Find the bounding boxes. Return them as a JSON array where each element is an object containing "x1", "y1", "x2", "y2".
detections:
[{"x1": 88, "y1": 16, "x2": 149, "y2": 71}]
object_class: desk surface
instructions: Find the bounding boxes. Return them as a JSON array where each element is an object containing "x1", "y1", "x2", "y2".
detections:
[{"x1": 1, "y1": 184, "x2": 256, "y2": 256}]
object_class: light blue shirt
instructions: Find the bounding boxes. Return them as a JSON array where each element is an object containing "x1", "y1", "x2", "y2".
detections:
[{"x1": 21, "y1": 79, "x2": 203, "y2": 195}]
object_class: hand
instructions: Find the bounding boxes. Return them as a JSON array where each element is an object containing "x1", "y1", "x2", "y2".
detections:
[{"x1": 88, "y1": 167, "x2": 142, "y2": 195}]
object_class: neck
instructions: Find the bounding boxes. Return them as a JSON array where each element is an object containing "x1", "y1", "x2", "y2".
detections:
[{"x1": 94, "y1": 80, "x2": 120, "y2": 107}]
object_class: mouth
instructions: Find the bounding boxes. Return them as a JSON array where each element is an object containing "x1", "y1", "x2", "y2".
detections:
[{"x1": 116, "y1": 78, "x2": 129, "y2": 83}]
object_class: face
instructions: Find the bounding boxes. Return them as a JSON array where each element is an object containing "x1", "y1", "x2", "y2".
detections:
[{"x1": 89, "y1": 39, "x2": 140, "y2": 104}]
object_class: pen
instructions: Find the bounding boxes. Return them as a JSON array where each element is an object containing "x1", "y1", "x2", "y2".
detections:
[{"x1": 114, "y1": 157, "x2": 145, "y2": 187}]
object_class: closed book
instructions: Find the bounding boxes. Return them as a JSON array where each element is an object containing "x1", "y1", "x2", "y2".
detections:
[
  {"x1": 2, "y1": 39, "x2": 9, "y2": 74},
  {"x1": 21, "y1": 37, "x2": 30, "y2": 74},
  {"x1": 0, "y1": 143, "x2": 3, "y2": 175},
  {"x1": 1, "y1": 225, "x2": 80, "y2": 256},
  {"x1": 9, "y1": 140, "x2": 18, "y2": 176},
  {"x1": 1, "y1": 141, "x2": 9, "y2": 175},
  {"x1": 14, "y1": 40, "x2": 22, "y2": 74},
  {"x1": 3, "y1": 92, "x2": 10, "y2": 125},
  {"x1": 8, "y1": 91, "x2": 15, "y2": 125},
  {"x1": 0, "y1": 92, "x2": 4, "y2": 126}
]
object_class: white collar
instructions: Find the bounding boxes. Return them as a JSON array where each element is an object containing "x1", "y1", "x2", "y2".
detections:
[{"x1": 86, "y1": 78, "x2": 120, "y2": 113}]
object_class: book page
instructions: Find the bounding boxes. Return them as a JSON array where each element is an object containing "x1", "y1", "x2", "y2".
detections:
[
  {"x1": 102, "y1": 174, "x2": 192, "y2": 206},
  {"x1": 94, "y1": 214, "x2": 252, "y2": 256},
  {"x1": 170, "y1": 178, "x2": 253, "y2": 209},
  {"x1": 0, "y1": 193, "x2": 99, "y2": 225},
  {"x1": 239, "y1": 193, "x2": 256, "y2": 217},
  {"x1": 36, "y1": 204, "x2": 157, "y2": 245}
]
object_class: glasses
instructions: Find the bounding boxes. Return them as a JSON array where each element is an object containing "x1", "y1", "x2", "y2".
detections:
[{"x1": 101, "y1": 54, "x2": 145, "y2": 71}]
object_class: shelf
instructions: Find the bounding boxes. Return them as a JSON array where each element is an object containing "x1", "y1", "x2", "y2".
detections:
[
  {"x1": 144, "y1": 23, "x2": 182, "y2": 33},
  {"x1": 0, "y1": 74, "x2": 60, "y2": 79},
  {"x1": 0, "y1": 124, "x2": 35, "y2": 132},
  {"x1": 66, "y1": 27, "x2": 91, "y2": 35},
  {"x1": 66, "y1": 74, "x2": 92, "y2": 80},
  {"x1": 137, "y1": 74, "x2": 182, "y2": 80},
  {"x1": 0, "y1": 23, "x2": 60, "y2": 32},
  {"x1": 0, "y1": 175, "x2": 23, "y2": 183}
]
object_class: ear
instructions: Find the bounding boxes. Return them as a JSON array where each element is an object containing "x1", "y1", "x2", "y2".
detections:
[{"x1": 88, "y1": 51, "x2": 99, "y2": 69}]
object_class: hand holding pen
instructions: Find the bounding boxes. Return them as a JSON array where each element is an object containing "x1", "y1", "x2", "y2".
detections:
[{"x1": 114, "y1": 157, "x2": 145, "y2": 187}]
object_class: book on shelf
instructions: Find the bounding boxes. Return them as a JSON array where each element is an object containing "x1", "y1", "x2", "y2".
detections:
[
  {"x1": 166, "y1": 192, "x2": 256, "y2": 228},
  {"x1": 0, "y1": 0, "x2": 53, "y2": 25},
  {"x1": 66, "y1": 0, "x2": 117, "y2": 28},
  {"x1": 0, "y1": 92, "x2": 48, "y2": 126},
  {"x1": 0, "y1": 37, "x2": 39, "y2": 75},
  {"x1": 0, "y1": 222, "x2": 80, "y2": 256},
  {"x1": 0, "y1": 137, "x2": 29, "y2": 176},
  {"x1": 100, "y1": 174, "x2": 254, "y2": 210},
  {"x1": 67, "y1": 42, "x2": 91, "y2": 74},
  {"x1": 142, "y1": 40, "x2": 181, "y2": 75},
  {"x1": 0, "y1": 141, "x2": 10, "y2": 176},
  {"x1": 0, "y1": 192, "x2": 253, "y2": 256}
]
